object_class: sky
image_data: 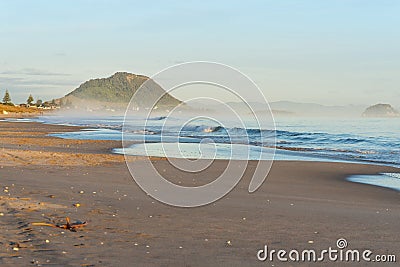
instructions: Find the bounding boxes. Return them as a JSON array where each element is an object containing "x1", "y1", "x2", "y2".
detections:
[{"x1": 0, "y1": 0, "x2": 399, "y2": 106}]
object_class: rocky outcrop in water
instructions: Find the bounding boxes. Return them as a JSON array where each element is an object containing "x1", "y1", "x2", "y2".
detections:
[{"x1": 362, "y1": 104, "x2": 400, "y2": 118}]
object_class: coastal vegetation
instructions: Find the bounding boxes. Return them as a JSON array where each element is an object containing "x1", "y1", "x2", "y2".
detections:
[
  {"x1": 67, "y1": 72, "x2": 149, "y2": 103},
  {"x1": 2, "y1": 90, "x2": 13, "y2": 106},
  {"x1": 27, "y1": 94, "x2": 34, "y2": 105},
  {"x1": 0, "y1": 90, "x2": 58, "y2": 115},
  {"x1": 0, "y1": 103, "x2": 39, "y2": 114},
  {"x1": 62, "y1": 72, "x2": 182, "y2": 110}
]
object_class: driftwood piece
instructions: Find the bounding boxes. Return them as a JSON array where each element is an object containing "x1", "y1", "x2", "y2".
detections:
[{"x1": 32, "y1": 217, "x2": 87, "y2": 231}]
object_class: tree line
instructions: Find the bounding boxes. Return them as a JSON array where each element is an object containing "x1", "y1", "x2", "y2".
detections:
[{"x1": 1, "y1": 90, "x2": 56, "y2": 107}]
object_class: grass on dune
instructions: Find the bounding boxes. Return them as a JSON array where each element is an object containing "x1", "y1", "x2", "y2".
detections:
[{"x1": 0, "y1": 104, "x2": 41, "y2": 113}]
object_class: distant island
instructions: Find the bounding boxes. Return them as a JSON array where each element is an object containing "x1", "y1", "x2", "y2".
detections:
[
  {"x1": 362, "y1": 104, "x2": 400, "y2": 118},
  {"x1": 59, "y1": 72, "x2": 182, "y2": 111}
]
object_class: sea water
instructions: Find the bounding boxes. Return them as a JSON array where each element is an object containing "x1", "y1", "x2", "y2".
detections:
[
  {"x1": 10, "y1": 114, "x2": 399, "y2": 190},
  {"x1": 26, "y1": 115, "x2": 399, "y2": 166}
]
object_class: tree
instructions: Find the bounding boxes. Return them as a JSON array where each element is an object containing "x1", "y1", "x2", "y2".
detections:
[
  {"x1": 36, "y1": 99, "x2": 43, "y2": 107},
  {"x1": 27, "y1": 94, "x2": 34, "y2": 105},
  {"x1": 2, "y1": 90, "x2": 12, "y2": 105}
]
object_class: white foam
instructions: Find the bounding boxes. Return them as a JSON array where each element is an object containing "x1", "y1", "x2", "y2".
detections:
[
  {"x1": 347, "y1": 174, "x2": 400, "y2": 192},
  {"x1": 383, "y1": 173, "x2": 400, "y2": 179}
]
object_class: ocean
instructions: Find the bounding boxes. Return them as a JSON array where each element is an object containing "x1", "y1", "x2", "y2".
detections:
[
  {"x1": 10, "y1": 114, "x2": 400, "y2": 191},
  {"x1": 21, "y1": 115, "x2": 399, "y2": 167}
]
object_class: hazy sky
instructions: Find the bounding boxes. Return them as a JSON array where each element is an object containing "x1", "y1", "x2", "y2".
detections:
[{"x1": 0, "y1": 0, "x2": 399, "y2": 106}]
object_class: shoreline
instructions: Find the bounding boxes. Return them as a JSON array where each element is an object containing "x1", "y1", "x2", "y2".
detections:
[
  {"x1": 1, "y1": 117, "x2": 399, "y2": 192},
  {"x1": 3, "y1": 115, "x2": 399, "y2": 169},
  {"x1": 0, "y1": 120, "x2": 399, "y2": 266}
]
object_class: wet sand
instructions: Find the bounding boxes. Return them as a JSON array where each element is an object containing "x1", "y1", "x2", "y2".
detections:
[{"x1": 0, "y1": 120, "x2": 399, "y2": 266}]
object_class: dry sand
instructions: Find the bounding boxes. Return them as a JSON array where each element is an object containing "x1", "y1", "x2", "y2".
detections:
[{"x1": 0, "y1": 120, "x2": 399, "y2": 266}]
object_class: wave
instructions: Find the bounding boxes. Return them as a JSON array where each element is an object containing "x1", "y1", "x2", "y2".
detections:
[
  {"x1": 181, "y1": 125, "x2": 225, "y2": 133},
  {"x1": 34, "y1": 115, "x2": 400, "y2": 167},
  {"x1": 177, "y1": 125, "x2": 370, "y2": 149},
  {"x1": 180, "y1": 125, "x2": 276, "y2": 135},
  {"x1": 148, "y1": 116, "x2": 167, "y2": 121},
  {"x1": 275, "y1": 145, "x2": 378, "y2": 155},
  {"x1": 92, "y1": 124, "x2": 122, "y2": 130},
  {"x1": 132, "y1": 129, "x2": 159, "y2": 135},
  {"x1": 383, "y1": 173, "x2": 400, "y2": 179}
]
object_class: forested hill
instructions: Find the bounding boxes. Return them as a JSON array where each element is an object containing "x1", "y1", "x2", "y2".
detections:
[{"x1": 65, "y1": 72, "x2": 181, "y2": 108}]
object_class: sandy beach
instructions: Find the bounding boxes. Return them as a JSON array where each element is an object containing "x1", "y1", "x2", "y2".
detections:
[{"x1": 0, "y1": 120, "x2": 399, "y2": 266}]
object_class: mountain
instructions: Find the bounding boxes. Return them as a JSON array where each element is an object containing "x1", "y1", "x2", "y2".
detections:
[
  {"x1": 362, "y1": 104, "x2": 400, "y2": 118},
  {"x1": 269, "y1": 101, "x2": 366, "y2": 117},
  {"x1": 60, "y1": 72, "x2": 182, "y2": 111},
  {"x1": 188, "y1": 100, "x2": 365, "y2": 117}
]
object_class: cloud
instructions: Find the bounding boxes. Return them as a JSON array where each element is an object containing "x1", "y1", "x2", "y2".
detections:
[
  {"x1": 0, "y1": 68, "x2": 70, "y2": 76},
  {"x1": 0, "y1": 74, "x2": 81, "y2": 103},
  {"x1": 0, "y1": 76, "x2": 79, "y2": 103},
  {"x1": 0, "y1": 76, "x2": 79, "y2": 87},
  {"x1": 0, "y1": 77, "x2": 24, "y2": 83},
  {"x1": 14, "y1": 79, "x2": 79, "y2": 87}
]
